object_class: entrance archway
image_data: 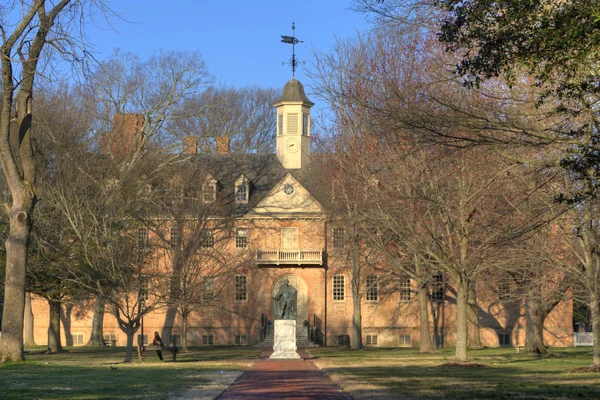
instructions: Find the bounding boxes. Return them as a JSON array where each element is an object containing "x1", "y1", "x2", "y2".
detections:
[{"x1": 271, "y1": 274, "x2": 307, "y2": 325}]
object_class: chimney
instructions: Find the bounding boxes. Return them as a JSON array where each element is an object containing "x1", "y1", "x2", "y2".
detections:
[
  {"x1": 215, "y1": 136, "x2": 230, "y2": 154},
  {"x1": 102, "y1": 113, "x2": 144, "y2": 157},
  {"x1": 183, "y1": 136, "x2": 198, "y2": 154}
]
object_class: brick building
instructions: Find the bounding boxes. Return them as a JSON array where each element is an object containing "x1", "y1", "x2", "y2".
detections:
[{"x1": 29, "y1": 78, "x2": 573, "y2": 349}]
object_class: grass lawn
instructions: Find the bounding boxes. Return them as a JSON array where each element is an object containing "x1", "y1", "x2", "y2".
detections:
[
  {"x1": 308, "y1": 346, "x2": 600, "y2": 400},
  {"x1": 0, "y1": 346, "x2": 262, "y2": 399}
]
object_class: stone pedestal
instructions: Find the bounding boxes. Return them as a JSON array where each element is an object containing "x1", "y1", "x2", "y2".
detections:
[{"x1": 270, "y1": 319, "x2": 301, "y2": 359}]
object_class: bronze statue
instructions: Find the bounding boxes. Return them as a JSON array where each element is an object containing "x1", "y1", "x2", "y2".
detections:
[{"x1": 273, "y1": 279, "x2": 297, "y2": 320}]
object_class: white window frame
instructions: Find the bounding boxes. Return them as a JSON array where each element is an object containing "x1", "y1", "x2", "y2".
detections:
[
  {"x1": 104, "y1": 332, "x2": 117, "y2": 346},
  {"x1": 137, "y1": 226, "x2": 148, "y2": 247},
  {"x1": 169, "y1": 333, "x2": 182, "y2": 346},
  {"x1": 498, "y1": 332, "x2": 511, "y2": 347},
  {"x1": 235, "y1": 227, "x2": 248, "y2": 249},
  {"x1": 235, "y1": 274, "x2": 247, "y2": 302},
  {"x1": 366, "y1": 275, "x2": 379, "y2": 302},
  {"x1": 333, "y1": 274, "x2": 345, "y2": 301},
  {"x1": 202, "y1": 178, "x2": 217, "y2": 203},
  {"x1": 202, "y1": 333, "x2": 215, "y2": 346},
  {"x1": 235, "y1": 334, "x2": 247, "y2": 346},
  {"x1": 201, "y1": 228, "x2": 215, "y2": 248},
  {"x1": 72, "y1": 332, "x2": 85, "y2": 346},
  {"x1": 203, "y1": 276, "x2": 214, "y2": 302},
  {"x1": 399, "y1": 277, "x2": 412, "y2": 301},
  {"x1": 333, "y1": 227, "x2": 345, "y2": 248},
  {"x1": 281, "y1": 227, "x2": 298, "y2": 249},
  {"x1": 399, "y1": 334, "x2": 412, "y2": 347},
  {"x1": 431, "y1": 273, "x2": 445, "y2": 302},
  {"x1": 235, "y1": 175, "x2": 249, "y2": 204},
  {"x1": 170, "y1": 223, "x2": 179, "y2": 245},
  {"x1": 365, "y1": 334, "x2": 378, "y2": 346}
]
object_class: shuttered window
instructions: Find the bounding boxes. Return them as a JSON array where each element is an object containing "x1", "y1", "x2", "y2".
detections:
[{"x1": 287, "y1": 114, "x2": 298, "y2": 135}]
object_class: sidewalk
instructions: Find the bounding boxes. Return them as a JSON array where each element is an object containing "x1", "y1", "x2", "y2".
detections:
[{"x1": 217, "y1": 349, "x2": 350, "y2": 400}]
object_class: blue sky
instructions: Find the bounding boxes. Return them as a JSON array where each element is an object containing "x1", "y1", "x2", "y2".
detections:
[{"x1": 88, "y1": 1, "x2": 372, "y2": 94}]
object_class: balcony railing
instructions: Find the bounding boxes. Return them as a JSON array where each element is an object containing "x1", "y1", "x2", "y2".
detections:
[{"x1": 256, "y1": 248, "x2": 323, "y2": 265}]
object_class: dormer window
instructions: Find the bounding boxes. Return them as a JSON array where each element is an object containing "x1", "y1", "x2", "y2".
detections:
[
  {"x1": 202, "y1": 175, "x2": 217, "y2": 203},
  {"x1": 235, "y1": 175, "x2": 250, "y2": 204}
]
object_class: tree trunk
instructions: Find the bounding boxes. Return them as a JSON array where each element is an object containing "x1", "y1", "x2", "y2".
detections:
[
  {"x1": 417, "y1": 279, "x2": 433, "y2": 353},
  {"x1": 125, "y1": 327, "x2": 135, "y2": 363},
  {"x1": 350, "y1": 241, "x2": 363, "y2": 350},
  {"x1": 182, "y1": 313, "x2": 188, "y2": 352},
  {"x1": 467, "y1": 285, "x2": 482, "y2": 349},
  {"x1": 0, "y1": 212, "x2": 32, "y2": 363},
  {"x1": 455, "y1": 277, "x2": 469, "y2": 362},
  {"x1": 86, "y1": 296, "x2": 106, "y2": 346},
  {"x1": 23, "y1": 292, "x2": 36, "y2": 346},
  {"x1": 524, "y1": 295, "x2": 547, "y2": 354},
  {"x1": 590, "y1": 299, "x2": 600, "y2": 366},
  {"x1": 47, "y1": 299, "x2": 64, "y2": 353}
]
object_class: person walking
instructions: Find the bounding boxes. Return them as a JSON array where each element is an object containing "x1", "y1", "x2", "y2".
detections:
[{"x1": 152, "y1": 331, "x2": 164, "y2": 361}]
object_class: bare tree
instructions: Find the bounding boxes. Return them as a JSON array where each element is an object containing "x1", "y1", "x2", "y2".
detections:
[
  {"x1": 0, "y1": 0, "x2": 115, "y2": 363},
  {"x1": 168, "y1": 86, "x2": 278, "y2": 154}
]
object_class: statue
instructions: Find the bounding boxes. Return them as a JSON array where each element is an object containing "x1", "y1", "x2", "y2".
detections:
[{"x1": 273, "y1": 279, "x2": 297, "y2": 320}]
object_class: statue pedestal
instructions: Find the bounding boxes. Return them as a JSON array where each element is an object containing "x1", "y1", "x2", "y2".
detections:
[{"x1": 270, "y1": 320, "x2": 301, "y2": 359}]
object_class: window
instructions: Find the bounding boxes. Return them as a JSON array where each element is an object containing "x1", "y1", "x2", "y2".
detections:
[
  {"x1": 202, "y1": 181, "x2": 216, "y2": 203},
  {"x1": 287, "y1": 113, "x2": 298, "y2": 135},
  {"x1": 333, "y1": 274, "x2": 345, "y2": 301},
  {"x1": 203, "y1": 276, "x2": 214, "y2": 302},
  {"x1": 202, "y1": 334, "x2": 214, "y2": 345},
  {"x1": 235, "y1": 275, "x2": 247, "y2": 301},
  {"x1": 140, "y1": 333, "x2": 149, "y2": 346},
  {"x1": 302, "y1": 113, "x2": 309, "y2": 136},
  {"x1": 72, "y1": 333, "x2": 85, "y2": 346},
  {"x1": 399, "y1": 277, "x2": 412, "y2": 301},
  {"x1": 201, "y1": 228, "x2": 214, "y2": 248},
  {"x1": 498, "y1": 332, "x2": 511, "y2": 347},
  {"x1": 170, "y1": 224, "x2": 179, "y2": 245},
  {"x1": 366, "y1": 275, "x2": 379, "y2": 301},
  {"x1": 281, "y1": 227, "x2": 298, "y2": 249},
  {"x1": 169, "y1": 334, "x2": 182, "y2": 346},
  {"x1": 333, "y1": 227, "x2": 345, "y2": 248},
  {"x1": 431, "y1": 273, "x2": 445, "y2": 302},
  {"x1": 235, "y1": 176, "x2": 249, "y2": 203},
  {"x1": 365, "y1": 334, "x2": 378, "y2": 346},
  {"x1": 235, "y1": 228, "x2": 248, "y2": 249},
  {"x1": 399, "y1": 334, "x2": 412, "y2": 347},
  {"x1": 498, "y1": 278, "x2": 512, "y2": 301},
  {"x1": 104, "y1": 333, "x2": 117, "y2": 346},
  {"x1": 137, "y1": 227, "x2": 148, "y2": 247},
  {"x1": 434, "y1": 334, "x2": 444, "y2": 348},
  {"x1": 278, "y1": 114, "x2": 283, "y2": 135},
  {"x1": 235, "y1": 334, "x2": 247, "y2": 346}
]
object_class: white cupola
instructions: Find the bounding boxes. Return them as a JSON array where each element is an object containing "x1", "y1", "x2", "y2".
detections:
[{"x1": 274, "y1": 78, "x2": 314, "y2": 169}]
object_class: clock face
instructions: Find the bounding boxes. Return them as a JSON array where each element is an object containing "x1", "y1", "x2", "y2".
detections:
[{"x1": 285, "y1": 137, "x2": 300, "y2": 153}]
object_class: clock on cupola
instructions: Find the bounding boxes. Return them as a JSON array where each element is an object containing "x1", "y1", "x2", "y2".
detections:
[{"x1": 274, "y1": 78, "x2": 314, "y2": 170}]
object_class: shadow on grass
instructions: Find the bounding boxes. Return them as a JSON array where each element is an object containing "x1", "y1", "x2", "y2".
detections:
[
  {"x1": 317, "y1": 349, "x2": 600, "y2": 400},
  {"x1": 0, "y1": 363, "x2": 212, "y2": 400}
]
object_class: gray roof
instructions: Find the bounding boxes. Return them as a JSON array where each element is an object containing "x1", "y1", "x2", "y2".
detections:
[
  {"x1": 188, "y1": 154, "x2": 329, "y2": 215},
  {"x1": 274, "y1": 79, "x2": 315, "y2": 107}
]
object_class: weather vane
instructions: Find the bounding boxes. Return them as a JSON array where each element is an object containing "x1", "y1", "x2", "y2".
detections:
[{"x1": 281, "y1": 21, "x2": 304, "y2": 77}]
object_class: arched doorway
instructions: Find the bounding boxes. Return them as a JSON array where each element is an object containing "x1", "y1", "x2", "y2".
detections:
[{"x1": 272, "y1": 274, "x2": 307, "y2": 325}]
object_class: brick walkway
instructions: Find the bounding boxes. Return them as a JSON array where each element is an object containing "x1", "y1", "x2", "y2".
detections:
[{"x1": 217, "y1": 349, "x2": 350, "y2": 400}]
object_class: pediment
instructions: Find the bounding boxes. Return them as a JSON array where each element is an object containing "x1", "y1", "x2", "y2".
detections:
[{"x1": 249, "y1": 173, "x2": 324, "y2": 216}]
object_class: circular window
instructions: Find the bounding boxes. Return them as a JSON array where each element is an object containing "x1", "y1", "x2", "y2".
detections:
[{"x1": 283, "y1": 183, "x2": 295, "y2": 195}]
